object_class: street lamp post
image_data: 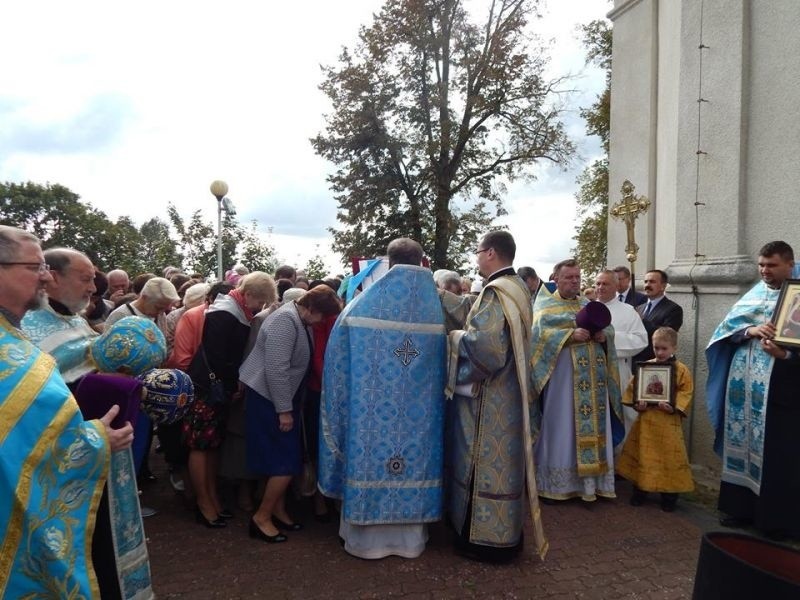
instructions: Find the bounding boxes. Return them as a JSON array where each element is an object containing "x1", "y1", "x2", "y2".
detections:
[{"x1": 209, "y1": 180, "x2": 229, "y2": 281}]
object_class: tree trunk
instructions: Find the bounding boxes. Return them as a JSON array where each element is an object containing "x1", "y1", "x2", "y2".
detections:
[
  {"x1": 433, "y1": 185, "x2": 451, "y2": 269},
  {"x1": 408, "y1": 192, "x2": 423, "y2": 246}
]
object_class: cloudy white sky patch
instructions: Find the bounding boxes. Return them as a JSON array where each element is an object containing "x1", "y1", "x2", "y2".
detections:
[{"x1": 0, "y1": 0, "x2": 609, "y2": 276}]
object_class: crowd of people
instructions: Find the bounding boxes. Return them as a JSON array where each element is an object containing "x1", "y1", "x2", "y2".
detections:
[{"x1": 1, "y1": 222, "x2": 797, "y2": 597}]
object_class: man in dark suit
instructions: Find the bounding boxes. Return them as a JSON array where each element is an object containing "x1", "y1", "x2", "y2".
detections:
[
  {"x1": 613, "y1": 265, "x2": 647, "y2": 307},
  {"x1": 633, "y1": 269, "x2": 683, "y2": 364}
]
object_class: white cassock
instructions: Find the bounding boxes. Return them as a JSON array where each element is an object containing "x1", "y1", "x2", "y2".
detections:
[{"x1": 603, "y1": 298, "x2": 648, "y2": 443}]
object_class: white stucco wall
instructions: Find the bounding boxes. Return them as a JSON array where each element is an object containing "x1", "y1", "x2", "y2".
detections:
[
  {"x1": 653, "y1": 0, "x2": 680, "y2": 272},
  {"x1": 744, "y1": 4, "x2": 800, "y2": 249},
  {"x1": 610, "y1": 0, "x2": 800, "y2": 474},
  {"x1": 607, "y1": 0, "x2": 657, "y2": 278}
]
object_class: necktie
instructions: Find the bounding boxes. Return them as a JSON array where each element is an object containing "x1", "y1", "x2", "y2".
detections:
[
  {"x1": 643, "y1": 301, "x2": 653, "y2": 318},
  {"x1": 618, "y1": 294, "x2": 624, "y2": 302}
]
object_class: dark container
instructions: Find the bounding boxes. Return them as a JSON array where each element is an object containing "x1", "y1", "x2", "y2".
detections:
[{"x1": 693, "y1": 532, "x2": 800, "y2": 599}]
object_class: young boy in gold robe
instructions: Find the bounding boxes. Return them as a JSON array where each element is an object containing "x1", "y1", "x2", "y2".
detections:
[{"x1": 617, "y1": 327, "x2": 694, "y2": 511}]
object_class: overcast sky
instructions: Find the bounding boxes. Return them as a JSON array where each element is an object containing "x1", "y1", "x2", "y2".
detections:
[{"x1": 0, "y1": 0, "x2": 609, "y2": 277}]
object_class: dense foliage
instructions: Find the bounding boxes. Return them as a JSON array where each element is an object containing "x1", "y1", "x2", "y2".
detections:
[
  {"x1": 313, "y1": 0, "x2": 574, "y2": 269},
  {"x1": 571, "y1": 19, "x2": 611, "y2": 283},
  {"x1": 0, "y1": 181, "x2": 277, "y2": 278}
]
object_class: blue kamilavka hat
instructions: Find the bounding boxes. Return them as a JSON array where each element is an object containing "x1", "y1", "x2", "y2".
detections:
[{"x1": 91, "y1": 316, "x2": 166, "y2": 376}]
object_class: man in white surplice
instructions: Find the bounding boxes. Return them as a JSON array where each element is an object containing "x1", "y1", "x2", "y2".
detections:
[{"x1": 595, "y1": 270, "x2": 648, "y2": 443}]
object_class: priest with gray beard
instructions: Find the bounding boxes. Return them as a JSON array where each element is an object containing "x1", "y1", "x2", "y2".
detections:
[{"x1": 22, "y1": 247, "x2": 99, "y2": 386}]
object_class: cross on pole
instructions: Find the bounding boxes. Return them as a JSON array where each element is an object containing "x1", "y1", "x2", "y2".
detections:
[{"x1": 610, "y1": 180, "x2": 651, "y2": 286}]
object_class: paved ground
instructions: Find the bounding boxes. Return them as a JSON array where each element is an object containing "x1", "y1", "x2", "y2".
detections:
[{"x1": 140, "y1": 456, "x2": 724, "y2": 599}]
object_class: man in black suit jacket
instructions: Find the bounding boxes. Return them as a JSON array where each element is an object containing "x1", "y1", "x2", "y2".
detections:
[
  {"x1": 633, "y1": 269, "x2": 683, "y2": 365},
  {"x1": 613, "y1": 265, "x2": 647, "y2": 307}
]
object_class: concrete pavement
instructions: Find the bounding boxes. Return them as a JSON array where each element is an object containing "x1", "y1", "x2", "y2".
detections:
[{"x1": 142, "y1": 465, "x2": 719, "y2": 599}]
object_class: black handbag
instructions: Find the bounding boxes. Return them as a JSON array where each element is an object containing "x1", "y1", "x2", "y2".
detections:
[{"x1": 199, "y1": 345, "x2": 227, "y2": 406}]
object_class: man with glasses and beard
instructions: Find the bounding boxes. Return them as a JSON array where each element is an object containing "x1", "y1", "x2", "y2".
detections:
[{"x1": 0, "y1": 226, "x2": 134, "y2": 598}]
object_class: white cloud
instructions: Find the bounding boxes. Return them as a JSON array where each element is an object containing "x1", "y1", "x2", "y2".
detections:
[{"x1": 0, "y1": 0, "x2": 610, "y2": 275}]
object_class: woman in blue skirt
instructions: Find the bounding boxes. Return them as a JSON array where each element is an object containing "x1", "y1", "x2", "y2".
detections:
[{"x1": 239, "y1": 285, "x2": 342, "y2": 543}]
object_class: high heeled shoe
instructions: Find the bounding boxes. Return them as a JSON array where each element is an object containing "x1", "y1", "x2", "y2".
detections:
[
  {"x1": 218, "y1": 509, "x2": 234, "y2": 520},
  {"x1": 272, "y1": 516, "x2": 303, "y2": 531},
  {"x1": 196, "y1": 509, "x2": 227, "y2": 528},
  {"x1": 249, "y1": 518, "x2": 287, "y2": 543}
]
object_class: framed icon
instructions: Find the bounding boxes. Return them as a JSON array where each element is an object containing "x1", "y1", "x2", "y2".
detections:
[
  {"x1": 634, "y1": 362, "x2": 675, "y2": 405},
  {"x1": 772, "y1": 279, "x2": 800, "y2": 349}
]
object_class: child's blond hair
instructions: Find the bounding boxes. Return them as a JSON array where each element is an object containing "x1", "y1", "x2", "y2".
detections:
[{"x1": 652, "y1": 326, "x2": 678, "y2": 347}]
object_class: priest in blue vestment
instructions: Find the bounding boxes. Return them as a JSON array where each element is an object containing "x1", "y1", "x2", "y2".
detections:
[
  {"x1": 446, "y1": 231, "x2": 547, "y2": 563},
  {"x1": 0, "y1": 226, "x2": 135, "y2": 599},
  {"x1": 707, "y1": 241, "x2": 800, "y2": 539},
  {"x1": 319, "y1": 238, "x2": 446, "y2": 559}
]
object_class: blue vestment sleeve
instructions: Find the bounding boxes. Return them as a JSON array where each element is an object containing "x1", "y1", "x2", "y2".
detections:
[
  {"x1": 455, "y1": 288, "x2": 510, "y2": 384},
  {"x1": 705, "y1": 340, "x2": 736, "y2": 455}
]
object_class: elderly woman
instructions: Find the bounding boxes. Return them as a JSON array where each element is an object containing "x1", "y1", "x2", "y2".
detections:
[
  {"x1": 106, "y1": 276, "x2": 180, "y2": 335},
  {"x1": 164, "y1": 281, "x2": 209, "y2": 354},
  {"x1": 240, "y1": 285, "x2": 342, "y2": 543},
  {"x1": 186, "y1": 272, "x2": 277, "y2": 527}
]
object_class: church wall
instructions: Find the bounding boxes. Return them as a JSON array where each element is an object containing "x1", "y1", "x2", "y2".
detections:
[
  {"x1": 743, "y1": 3, "x2": 800, "y2": 251},
  {"x1": 611, "y1": 0, "x2": 753, "y2": 475},
  {"x1": 607, "y1": 0, "x2": 658, "y2": 279},
  {"x1": 653, "y1": 0, "x2": 680, "y2": 272},
  {"x1": 609, "y1": 0, "x2": 800, "y2": 476},
  {"x1": 666, "y1": 0, "x2": 749, "y2": 474}
]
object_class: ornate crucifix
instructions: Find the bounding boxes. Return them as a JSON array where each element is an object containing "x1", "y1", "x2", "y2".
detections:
[{"x1": 610, "y1": 180, "x2": 651, "y2": 285}]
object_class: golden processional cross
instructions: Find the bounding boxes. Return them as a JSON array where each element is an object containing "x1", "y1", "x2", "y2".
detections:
[{"x1": 610, "y1": 180, "x2": 651, "y2": 285}]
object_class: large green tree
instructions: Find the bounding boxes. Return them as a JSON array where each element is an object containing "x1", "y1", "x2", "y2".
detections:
[
  {"x1": 107, "y1": 216, "x2": 147, "y2": 274},
  {"x1": 313, "y1": 0, "x2": 574, "y2": 270},
  {"x1": 304, "y1": 247, "x2": 328, "y2": 280},
  {"x1": 139, "y1": 217, "x2": 184, "y2": 273},
  {"x1": 0, "y1": 181, "x2": 139, "y2": 271},
  {"x1": 571, "y1": 19, "x2": 611, "y2": 283},
  {"x1": 167, "y1": 205, "x2": 280, "y2": 278},
  {"x1": 1, "y1": 181, "x2": 282, "y2": 278},
  {"x1": 238, "y1": 221, "x2": 279, "y2": 274},
  {"x1": 167, "y1": 204, "x2": 219, "y2": 277}
]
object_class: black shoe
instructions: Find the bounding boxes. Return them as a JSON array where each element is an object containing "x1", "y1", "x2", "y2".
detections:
[
  {"x1": 660, "y1": 493, "x2": 677, "y2": 512},
  {"x1": 249, "y1": 519, "x2": 287, "y2": 543},
  {"x1": 195, "y1": 510, "x2": 227, "y2": 528},
  {"x1": 630, "y1": 489, "x2": 646, "y2": 506},
  {"x1": 538, "y1": 497, "x2": 558, "y2": 506},
  {"x1": 719, "y1": 515, "x2": 752, "y2": 528},
  {"x1": 218, "y1": 509, "x2": 234, "y2": 520},
  {"x1": 272, "y1": 516, "x2": 303, "y2": 531}
]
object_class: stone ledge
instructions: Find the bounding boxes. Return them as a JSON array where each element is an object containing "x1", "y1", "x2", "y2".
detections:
[{"x1": 666, "y1": 255, "x2": 758, "y2": 287}]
